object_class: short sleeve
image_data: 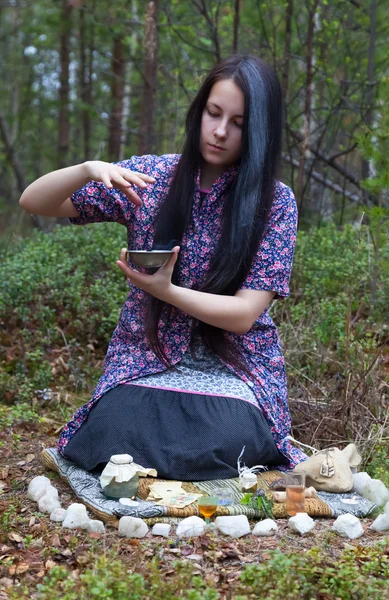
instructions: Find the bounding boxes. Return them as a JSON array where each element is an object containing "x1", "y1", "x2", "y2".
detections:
[
  {"x1": 69, "y1": 155, "x2": 158, "y2": 226},
  {"x1": 240, "y1": 182, "x2": 298, "y2": 299}
]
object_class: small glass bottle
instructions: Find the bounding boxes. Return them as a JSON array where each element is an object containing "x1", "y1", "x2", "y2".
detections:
[{"x1": 240, "y1": 472, "x2": 258, "y2": 493}]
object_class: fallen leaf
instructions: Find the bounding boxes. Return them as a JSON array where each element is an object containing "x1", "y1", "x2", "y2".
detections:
[
  {"x1": 25, "y1": 454, "x2": 35, "y2": 463},
  {"x1": 50, "y1": 534, "x2": 61, "y2": 547},
  {"x1": 180, "y1": 546, "x2": 195, "y2": 556},
  {"x1": 45, "y1": 559, "x2": 57, "y2": 570},
  {"x1": 29, "y1": 517, "x2": 36, "y2": 527},
  {"x1": 0, "y1": 578, "x2": 13, "y2": 588},
  {"x1": 8, "y1": 533, "x2": 23, "y2": 544},
  {"x1": 15, "y1": 563, "x2": 30, "y2": 575},
  {"x1": 36, "y1": 570, "x2": 45, "y2": 578},
  {"x1": 0, "y1": 468, "x2": 9, "y2": 480},
  {"x1": 60, "y1": 548, "x2": 72, "y2": 557}
]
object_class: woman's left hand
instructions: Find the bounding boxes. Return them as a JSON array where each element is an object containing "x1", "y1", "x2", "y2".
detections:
[{"x1": 116, "y1": 246, "x2": 180, "y2": 301}]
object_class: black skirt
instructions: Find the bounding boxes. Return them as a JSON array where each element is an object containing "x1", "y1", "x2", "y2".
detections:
[{"x1": 63, "y1": 384, "x2": 288, "y2": 480}]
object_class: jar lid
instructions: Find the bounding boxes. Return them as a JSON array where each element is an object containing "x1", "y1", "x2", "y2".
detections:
[
  {"x1": 241, "y1": 472, "x2": 257, "y2": 482},
  {"x1": 109, "y1": 454, "x2": 134, "y2": 465}
]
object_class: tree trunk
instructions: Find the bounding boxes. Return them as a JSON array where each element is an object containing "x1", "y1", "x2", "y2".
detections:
[
  {"x1": 120, "y1": 0, "x2": 139, "y2": 160},
  {"x1": 362, "y1": 0, "x2": 377, "y2": 196},
  {"x1": 295, "y1": 0, "x2": 320, "y2": 214},
  {"x1": 138, "y1": 0, "x2": 159, "y2": 155},
  {"x1": 58, "y1": 0, "x2": 73, "y2": 169},
  {"x1": 108, "y1": 35, "x2": 126, "y2": 161},
  {"x1": 191, "y1": 0, "x2": 221, "y2": 63},
  {"x1": 78, "y1": 4, "x2": 94, "y2": 161},
  {"x1": 0, "y1": 106, "x2": 45, "y2": 230},
  {"x1": 281, "y1": 0, "x2": 293, "y2": 102},
  {"x1": 233, "y1": 0, "x2": 240, "y2": 53}
]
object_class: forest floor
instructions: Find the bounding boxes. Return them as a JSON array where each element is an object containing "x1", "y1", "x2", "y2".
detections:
[{"x1": 1, "y1": 409, "x2": 388, "y2": 599}]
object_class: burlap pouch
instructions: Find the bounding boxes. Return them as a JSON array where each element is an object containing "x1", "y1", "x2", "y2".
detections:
[{"x1": 292, "y1": 443, "x2": 362, "y2": 493}]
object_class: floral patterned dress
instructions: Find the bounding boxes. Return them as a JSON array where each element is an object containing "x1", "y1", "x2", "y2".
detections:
[{"x1": 57, "y1": 154, "x2": 307, "y2": 475}]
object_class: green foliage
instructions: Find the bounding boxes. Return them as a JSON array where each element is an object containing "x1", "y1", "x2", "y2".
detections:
[
  {"x1": 357, "y1": 77, "x2": 389, "y2": 196},
  {"x1": 236, "y1": 544, "x2": 389, "y2": 599},
  {"x1": 9, "y1": 543, "x2": 389, "y2": 599},
  {"x1": 365, "y1": 437, "x2": 389, "y2": 488},
  {"x1": 0, "y1": 222, "x2": 126, "y2": 401},
  {"x1": 240, "y1": 491, "x2": 273, "y2": 518},
  {"x1": 1, "y1": 220, "x2": 388, "y2": 426},
  {"x1": 274, "y1": 222, "x2": 389, "y2": 378},
  {"x1": 9, "y1": 554, "x2": 220, "y2": 600},
  {"x1": 0, "y1": 504, "x2": 17, "y2": 532},
  {"x1": 0, "y1": 402, "x2": 40, "y2": 429}
]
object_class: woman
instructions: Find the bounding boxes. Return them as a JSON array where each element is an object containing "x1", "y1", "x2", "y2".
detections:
[{"x1": 20, "y1": 54, "x2": 306, "y2": 479}]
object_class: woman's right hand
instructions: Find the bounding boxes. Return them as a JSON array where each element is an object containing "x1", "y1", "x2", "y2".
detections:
[{"x1": 84, "y1": 160, "x2": 156, "y2": 206}]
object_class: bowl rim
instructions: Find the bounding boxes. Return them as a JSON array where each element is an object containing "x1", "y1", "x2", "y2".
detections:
[{"x1": 127, "y1": 249, "x2": 174, "y2": 254}]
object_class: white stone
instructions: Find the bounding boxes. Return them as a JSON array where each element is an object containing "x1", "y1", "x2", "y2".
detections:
[
  {"x1": 176, "y1": 516, "x2": 207, "y2": 538},
  {"x1": 38, "y1": 494, "x2": 61, "y2": 514},
  {"x1": 50, "y1": 508, "x2": 66, "y2": 522},
  {"x1": 288, "y1": 513, "x2": 316, "y2": 535},
  {"x1": 118, "y1": 516, "x2": 148, "y2": 538},
  {"x1": 370, "y1": 513, "x2": 389, "y2": 532},
  {"x1": 152, "y1": 523, "x2": 171, "y2": 537},
  {"x1": 332, "y1": 514, "x2": 364, "y2": 539},
  {"x1": 252, "y1": 519, "x2": 278, "y2": 536},
  {"x1": 352, "y1": 472, "x2": 371, "y2": 495},
  {"x1": 363, "y1": 479, "x2": 389, "y2": 507},
  {"x1": 383, "y1": 501, "x2": 389, "y2": 516},
  {"x1": 62, "y1": 503, "x2": 90, "y2": 530},
  {"x1": 85, "y1": 520, "x2": 105, "y2": 534},
  {"x1": 41, "y1": 485, "x2": 59, "y2": 499},
  {"x1": 27, "y1": 476, "x2": 51, "y2": 501},
  {"x1": 215, "y1": 515, "x2": 251, "y2": 538}
]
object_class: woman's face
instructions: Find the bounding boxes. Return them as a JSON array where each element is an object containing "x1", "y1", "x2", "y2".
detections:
[{"x1": 200, "y1": 78, "x2": 244, "y2": 172}]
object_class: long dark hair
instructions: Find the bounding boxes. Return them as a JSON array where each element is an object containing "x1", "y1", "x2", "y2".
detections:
[{"x1": 146, "y1": 54, "x2": 283, "y2": 369}]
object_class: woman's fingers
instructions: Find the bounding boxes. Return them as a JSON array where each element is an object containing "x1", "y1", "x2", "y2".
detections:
[
  {"x1": 126, "y1": 171, "x2": 156, "y2": 184},
  {"x1": 120, "y1": 171, "x2": 151, "y2": 189},
  {"x1": 106, "y1": 168, "x2": 156, "y2": 206},
  {"x1": 161, "y1": 246, "x2": 180, "y2": 273}
]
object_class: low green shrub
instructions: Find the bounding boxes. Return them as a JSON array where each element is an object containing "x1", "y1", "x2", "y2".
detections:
[
  {"x1": 236, "y1": 544, "x2": 389, "y2": 599},
  {"x1": 8, "y1": 543, "x2": 389, "y2": 599},
  {"x1": 9, "y1": 555, "x2": 220, "y2": 600},
  {"x1": 0, "y1": 222, "x2": 388, "y2": 458},
  {"x1": 0, "y1": 222, "x2": 126, "y2": 400}
]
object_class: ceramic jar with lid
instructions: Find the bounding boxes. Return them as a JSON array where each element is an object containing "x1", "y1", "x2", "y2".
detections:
[{"x1": 100, "y1": 454, "x2": 139, "y2": 500}]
